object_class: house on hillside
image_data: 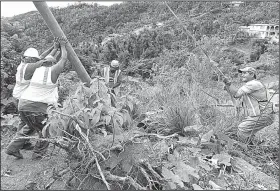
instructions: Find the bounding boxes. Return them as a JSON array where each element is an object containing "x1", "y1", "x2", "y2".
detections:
[
  {"x1": 230, "y1": 1, "x2": 244, "y2": 7},
  {"x1": 239, "y1": 24, "x2": 279, "y2": 43},
  {"x1": 224, "y1": 1, "x2": 244, "y2": 7},
  {"x1": 133, "y1": 23, "x2": 164, "y2": 35},
  {"x1": 156, "y1": 22, "x2": 164, "y2": 27}
]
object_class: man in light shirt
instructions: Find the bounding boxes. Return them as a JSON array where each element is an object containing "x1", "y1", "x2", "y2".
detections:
[{"x1": 223, "y1": 67, "x2": 275, "y2": 144}]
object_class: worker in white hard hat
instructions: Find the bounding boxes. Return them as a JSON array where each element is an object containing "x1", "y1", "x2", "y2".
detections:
[
  {"x1": 7, "y1": 37, "x2": 68, "y2": 160},
  {"x1": 103, "y1": 60, "x2": 122, "y2": 95},
  {"x1": 102, "y1": 60, "x2": 122, "y2": 107},
  {"x1": 13, "y1": 38, "x2": 61, "y2": 101},
  {"x1": 5, "y1": 38, "x2": 62, "y2": 159}
]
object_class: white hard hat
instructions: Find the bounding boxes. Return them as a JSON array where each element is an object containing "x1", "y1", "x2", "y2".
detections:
[
  {"x1": 23, "y1": 48, "x2": 40, "y2": 59},
  {"x1": 238, "y1": 67, "x2": 256, "y2": 74},
  {"x1": 110, "y1": 60, "x2": 119, "y2": 67}
]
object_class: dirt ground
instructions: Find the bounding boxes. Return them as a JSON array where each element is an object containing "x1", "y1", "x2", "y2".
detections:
[{"x1": 1, "y1": 130, "x2": 68, "y2": 190}]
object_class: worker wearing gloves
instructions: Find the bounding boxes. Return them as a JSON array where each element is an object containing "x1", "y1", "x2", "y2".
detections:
[
  {"x1": 11, "y1": 40, "x2": 60, "y2": 151},
  {"x1": 5, "y1": 37, "x2": 67, "y2": 160},
  {"x1": 223, "y1": 67, "x2": 275, "y2": 144}
]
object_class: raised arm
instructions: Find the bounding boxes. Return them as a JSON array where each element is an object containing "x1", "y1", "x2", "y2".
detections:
[
  {"x1": 224, "y1": 84, "x2": 239, "y2": 97},
  {"x1": 39, "y1": 46, "x2": 54, "y2": 60},
  {"x1": 51, "y1": 38, "x2": 68, "y2": 83},
  {"x1": 39, "y1": 37, "x2": 60, "y2": 59},
  {"x1": 24, "y1": 60, "x2": 45, "y2": 80},
  {"x1": 222, "y1": 76, "x2": 239, "y2": 97},
  {"x1": 54, "y1": 50, "x2": 61, "y2": 62}
]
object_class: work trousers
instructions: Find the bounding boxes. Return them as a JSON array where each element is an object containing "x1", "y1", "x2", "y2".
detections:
[
  {"x1": 237, "y1": 113, "x2": 275, "y2": 143},
  {"x1": 16, "y1": 99, "x2": 26, "y2": 131},
  {"x1": 6, "y1": 111, "x2": 49, "y2": 158}
]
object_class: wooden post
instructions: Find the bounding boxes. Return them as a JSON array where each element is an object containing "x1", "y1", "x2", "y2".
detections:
[{"x1": 33, "y1": 1, "x2": 91, "y2": 87}]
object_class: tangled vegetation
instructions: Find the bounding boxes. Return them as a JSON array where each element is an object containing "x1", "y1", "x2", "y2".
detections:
[
  {"x1": 1, "y1": 1, "x2": 279, "y2": 190},
  {"x1": 27, "y1": 62, "x2": 277, "y2": 190}
]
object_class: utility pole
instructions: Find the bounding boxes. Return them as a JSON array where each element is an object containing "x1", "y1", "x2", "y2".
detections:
[{"x1": 33, "y1": 1, "x2": 91, "y2": 87}]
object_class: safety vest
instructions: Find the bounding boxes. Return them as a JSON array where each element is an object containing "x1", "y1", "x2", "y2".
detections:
[
  {"x1": 13, "y1": 62, "x2": 30, "y2": 99},
  {"x1": 103, "y1": 66, "x2": 121, "y2": 84},
  {"x1": 240, "y1": 80, "x2": 273, "y2": 116},
  {"x1": 103, "y1": 66, "x2": 121, "y2": 95},
  {"x1": 20, "y1": 66, "x2": 58, "y2": 105}
]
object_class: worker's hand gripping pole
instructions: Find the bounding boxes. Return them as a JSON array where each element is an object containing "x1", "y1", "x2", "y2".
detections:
[{"x1": 33, "y1": 1, "x2": 91, "y2": 87}]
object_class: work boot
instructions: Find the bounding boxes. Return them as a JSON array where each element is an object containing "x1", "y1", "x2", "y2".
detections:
[
  {"x1": 22, "y1": 142, "x2": 34, "y2": 150},
  {"x1": 5, "y1": 149, "x2": 23, "y2": 159},
  {"x1": 31, "y1": 140, "x2": 49, "y2": 160}
]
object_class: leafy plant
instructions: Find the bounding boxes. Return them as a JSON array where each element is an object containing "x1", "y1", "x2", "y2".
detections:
[{"x1": 45, "y1": 78, "x2": 135, "y2": 138}]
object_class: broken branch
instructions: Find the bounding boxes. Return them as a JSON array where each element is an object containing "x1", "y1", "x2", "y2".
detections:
[
  {"x1": 131, "y1": 133, "x2": 178, "y2": 141},
  {"x1": 103, "y1": 171, "x2": 146, "y2": 190}
]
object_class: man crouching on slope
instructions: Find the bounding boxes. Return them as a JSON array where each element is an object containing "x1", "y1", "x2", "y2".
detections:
[
  {"x1": 223, "y1": 67, "x2": 275, "y2": 144},
  {"x1": 5, "y1": 37, "x2": 68, "y2": 160}
]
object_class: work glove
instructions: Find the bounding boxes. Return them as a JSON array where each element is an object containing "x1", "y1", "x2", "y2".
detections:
[
  {"x1": 53, "y1": 37, "x2": 60, "y2": 49},
  {"x1": 222, "y1": 76, "x2": 232, "y2": 86},
  {"x1": 58, "y1": 37, "x2": 67, "y2": 46}
]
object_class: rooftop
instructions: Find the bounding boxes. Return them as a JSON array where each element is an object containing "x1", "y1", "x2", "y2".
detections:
[{"x1": 250, "y1": 24, "x2": 279, "y2": 26}]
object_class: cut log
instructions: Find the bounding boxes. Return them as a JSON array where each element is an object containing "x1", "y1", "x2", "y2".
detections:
[
  {"x1": 33, "y1": 1, "x2": 91, "y2": 87},
  {"x1": 231, "y1": 157, "x2": 278, "y2": 190}
]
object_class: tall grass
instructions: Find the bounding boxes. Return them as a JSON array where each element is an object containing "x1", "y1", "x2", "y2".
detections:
[{"x1": 133, "y1": 51, "x2": 239, "y2": 134}]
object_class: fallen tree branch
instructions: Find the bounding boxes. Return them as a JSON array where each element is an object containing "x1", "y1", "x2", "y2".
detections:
[
  {"x1": 74, "y1": 124, "x2": 110, "y2": 189},
  {"x1": 103, "y1": 171, "x2": 146, "y2": 190},
  {"x1": 140, "y1": 167, "x2": 151, "y2": 189},
  {"x1": 77, "y1": 174, "x2": 91, "y2": 190},
  {"x1": 140, "y1": 160, "x2": 163, "y2": 181},
  {"x1": 214, "y1": 104, "x2": 235, "y2": 107},
  {"x1": 131, "y1": 133, "x2": 178, "y2": 141}
]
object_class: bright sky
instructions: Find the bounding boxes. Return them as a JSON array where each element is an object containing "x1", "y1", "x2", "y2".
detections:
[{"x1": 1, "y1": 1, "x2": 122, "y2": 17}]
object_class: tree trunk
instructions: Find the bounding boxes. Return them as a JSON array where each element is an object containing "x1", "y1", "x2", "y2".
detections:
[{"x1": 33, "y1": 1, "x2": 91, "y2": 87}]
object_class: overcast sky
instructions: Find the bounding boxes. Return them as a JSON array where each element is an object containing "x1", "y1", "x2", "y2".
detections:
[{"x1": 1, "y1": 1, "x2": 122, "y2": 17}]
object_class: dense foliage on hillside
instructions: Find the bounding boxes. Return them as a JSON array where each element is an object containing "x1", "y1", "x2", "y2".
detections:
[
  {"x1": 1, "y1": 2, "x2": 279, "y2": 190},
  {"x1": 1, "y1": 1, "x2": 279, "y2": 106}
]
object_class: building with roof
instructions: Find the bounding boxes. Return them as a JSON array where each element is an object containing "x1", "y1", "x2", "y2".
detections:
[
  {"x1": 223, "y1": 1, "x2": 244, "y2": 7},
  {"x1": 231, "y1": 1, "x2": 244, "y2": 7},
  {"x1": 239, "y1": 24, "x2": 279, "y2": 43}
]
